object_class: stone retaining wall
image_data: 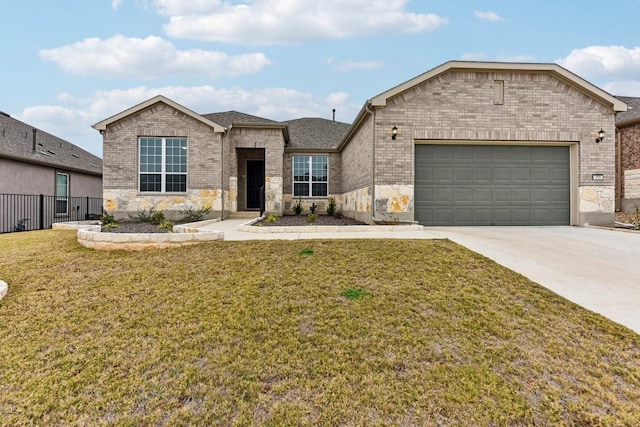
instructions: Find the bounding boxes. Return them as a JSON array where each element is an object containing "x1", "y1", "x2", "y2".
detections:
[{"x1": 54, "y1": 221, "x2": 223, "y2": 251}]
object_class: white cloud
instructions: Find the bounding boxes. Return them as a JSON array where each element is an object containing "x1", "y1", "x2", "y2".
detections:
[
  {"x1": 473, "y1": 10, "x2": 503, "y2": 22},
  {"x1": 497, "y1": 54, "x2": 536, "y2": 62},
  {"x1": 112, "y1": 0, "x2": 123, "y2": 10},
  {"x1": 39, "y1": 35, "x2": 271, "y2": 79},
  {"x1": 461, "y1": 52, "x2": 486, "y2": 61},
  {"x1": 15, "y1": 85, "x2": 361, "y2": 157},
  {"x1": 157, "y1": 0, "x2": 447, "y2": 45},
  {"x1": 557, "y1": 45, "x2": 640, "y2": 80},
  {"x1": 603, "y1": 80, "x2": 640, "y2": 97},
  {"x1": 327, "y1": 57, "x2": 385, "y2": 72}
]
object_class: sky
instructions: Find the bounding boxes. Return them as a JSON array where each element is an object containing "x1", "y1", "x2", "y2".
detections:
[{"x1": 2, "y1": 0, "x2": 640, "y2": 158}]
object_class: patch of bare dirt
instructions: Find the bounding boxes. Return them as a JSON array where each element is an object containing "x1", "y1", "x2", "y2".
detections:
[{"x1": 254, "y1": 214, "x2": 365, "y2": 227}]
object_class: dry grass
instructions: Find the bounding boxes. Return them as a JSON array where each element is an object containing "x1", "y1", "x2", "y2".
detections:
[{"x1": 1, "y1": 230, "x2": 639, "y2": 426}]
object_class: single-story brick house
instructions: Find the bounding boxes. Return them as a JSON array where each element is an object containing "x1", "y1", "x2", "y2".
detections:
[
  {"x1": 615, "y1": 96, "x2": 640, "y2": 211},
  {"x1": 93, "y1": 61, "x2": 627, "y2": 226}
]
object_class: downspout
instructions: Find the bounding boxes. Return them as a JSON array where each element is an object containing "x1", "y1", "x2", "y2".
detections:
[
  {"x1": 366, "y1": 102, "x2": 384, "y2": 224},
  {"x1": 220, "y1": 129, "x2": 227, "y2": 221},
  {"x1": 616, "y1": 125, "x2": 622, "y2": 211}
]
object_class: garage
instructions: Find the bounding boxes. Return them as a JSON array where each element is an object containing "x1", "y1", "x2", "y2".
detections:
[{"x1": 415, "y1": 144, "x2": 570, "y2": 226}]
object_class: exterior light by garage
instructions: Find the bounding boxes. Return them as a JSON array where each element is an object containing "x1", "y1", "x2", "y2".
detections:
[
  {"x1": 595, "y1": 129, "x2": 605, "y2": 143},
  {"x1": 391, "y1": 125, "x2": 398, "y2": 140},
  {"x1": 592, "y1": 173, "x2": 604, "y2": 181}
]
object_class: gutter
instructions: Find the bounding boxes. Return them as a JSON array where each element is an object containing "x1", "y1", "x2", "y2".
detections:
[{"x1": 616, "y1": 125, "x2": 622, "y2": 211}]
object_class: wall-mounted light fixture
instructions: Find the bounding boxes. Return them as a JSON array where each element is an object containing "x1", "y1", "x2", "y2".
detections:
[
  {"x1": 595, "y1": 129, "x2": 605, "y2": 143},
  {"x1": 391, "y1": 125, "x2": 398, "y2": 140}
]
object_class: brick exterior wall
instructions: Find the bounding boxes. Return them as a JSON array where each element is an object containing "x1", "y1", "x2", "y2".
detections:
[
  {"x1": 342, "y1": 70, "x2": 617, "y2": 225},
  {"x1": 102, "y1": 102, "x2": 224, "y2": 219},
  {"x1": 619, "y1": 121, "x2": 640, "y2": 209}
]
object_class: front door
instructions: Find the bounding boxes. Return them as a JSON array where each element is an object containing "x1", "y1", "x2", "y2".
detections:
[{"x1": 246, "y1": 160, "x2": 265, "y2": 210}]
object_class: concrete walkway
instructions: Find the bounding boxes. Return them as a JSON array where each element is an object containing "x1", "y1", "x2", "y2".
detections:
[{"x1": 199, "y1": 220, "x2": 640, "y2": 334}]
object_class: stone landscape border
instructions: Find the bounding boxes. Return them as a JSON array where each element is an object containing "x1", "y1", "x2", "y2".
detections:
[
  {"x1": 239, "y1": 217, "x2": 424, "y2": 233},
  {"x1": 53, "y1": 220, "x2": 223, "y2": 251}
]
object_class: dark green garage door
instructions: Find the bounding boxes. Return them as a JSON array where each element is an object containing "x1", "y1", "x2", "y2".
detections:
[{"x1": 415, "y1": 145, "x2": 570, "y2": 226}]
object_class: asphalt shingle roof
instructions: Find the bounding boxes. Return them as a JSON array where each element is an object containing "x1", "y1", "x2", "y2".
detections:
[
  {"x1": 202, "y1": 111, "x2": 277, "y2": 128},
  {"x1": 282, "y1": 117, "x2": 351, "y2": 150},
  {"x1": 616, "y1": 96, "x2": 640, "y2": 125},
  {"x1": 0, "y1": 112, "x2": 102, "y2": 175}
]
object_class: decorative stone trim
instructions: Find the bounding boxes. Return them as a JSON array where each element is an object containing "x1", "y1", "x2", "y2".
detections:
[
  {"x1": 238, "y1": 218, "x2": 423, "y2": 233},
  {"x1": 0, "y1": 280, "x2": 7, "y2": 301}
]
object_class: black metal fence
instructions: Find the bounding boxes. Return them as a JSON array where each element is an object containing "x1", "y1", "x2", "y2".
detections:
[{"x1": 0, "y1": 193, "x2": 103, "y2": 234}]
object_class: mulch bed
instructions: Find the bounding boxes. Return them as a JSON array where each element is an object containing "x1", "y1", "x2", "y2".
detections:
[
  {"x1": 101, "y1": 221, "x2": 179, "y2": 233},
  {"x1": 254, "y1": 215, "x2": 366, "y2": 227}
]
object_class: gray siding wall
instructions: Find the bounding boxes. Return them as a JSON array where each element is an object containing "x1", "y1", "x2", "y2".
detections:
[{"x1": 0, "y1": 157, "x2": 102, "y2": 197}]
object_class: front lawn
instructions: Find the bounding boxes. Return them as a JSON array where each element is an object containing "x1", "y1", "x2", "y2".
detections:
[{"x1": 1, "y1": 230, "x2": 639, "y2": 425}]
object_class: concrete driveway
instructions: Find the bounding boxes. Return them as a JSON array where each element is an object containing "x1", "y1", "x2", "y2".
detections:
[{"x1": 429, "y1": 226, "x2": 640, "y2": 335}]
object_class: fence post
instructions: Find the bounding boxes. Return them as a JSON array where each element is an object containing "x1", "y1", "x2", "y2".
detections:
[{"x1": 39, "y1": 194, "x2": 44, "y2": 230}]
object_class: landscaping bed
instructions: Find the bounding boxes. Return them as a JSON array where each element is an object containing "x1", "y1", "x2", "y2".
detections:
[{"x1": 254, "y1": 214, "x2": 366, "y2": 227}]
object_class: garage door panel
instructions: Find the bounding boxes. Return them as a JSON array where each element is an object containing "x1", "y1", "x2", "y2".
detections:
[{"x1": 415, "y1": 144, "x2": 570, "y2": 225}]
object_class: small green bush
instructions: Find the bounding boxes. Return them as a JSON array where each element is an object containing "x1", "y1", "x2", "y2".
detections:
[
  {"x1": 130, "y1": 206, "x2": 159, "y2": 223},
  {"x1": 326, "y1": 197, "x2": 337, "y2": 216},
  {"x1": 293, "y1": 199, "x2": 303, "y2": 215},
  {"x1": 101, "y1": 213, "x2": 118, "y2": 226},
  {"x1": 158, "y1": 220, "x2": 174, "y2": 232},
  {"x1": 149, "y1": 211, "x2": 166, "y2": 225},
  {"x1": 180, "y1": 205, "x2": 212, "y2": 222},
  {"x1": 306, "y1": 213, "x2": 318, "y2": 223},
  {"x1": 267, "y1": 214, "x2": 279, "y2": 223}
]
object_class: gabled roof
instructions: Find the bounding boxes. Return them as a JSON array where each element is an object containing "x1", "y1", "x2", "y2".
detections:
[
  {"x1": 370, "y1": 60, "x2": 628, "y2": 112},
  {"x1": 203, "y1": 110, "x2": 290, "y2": 143},
  {"x1": 92, "y1": 95, "x2": 225, "y2": 132},
  {"x1": 284, "y1": 118, "x2": 351, "y2": 150},
  {"x1": 0, "y1": 112, "x2": 102, "y2": 176},
  {"x1": 616, "y1": 96, "x2": 640, "y2": 126},
  {"x1": 202, "y1": 111, "x2": 277, "y2": 128}
]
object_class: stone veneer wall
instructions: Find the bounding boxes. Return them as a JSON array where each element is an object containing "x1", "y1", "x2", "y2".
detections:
[
  {"x1": 619, "y1": 122, "x2": 640, "y2": 211},
  {"x1": 103, "y1": 102, "x2": 224, "y2": 220},
  {"x1": 361, "y1": 70, "x2": 617, "y2": 226},
  {"x1": 228, "y1": 127, "x2": 285, "y2": 214}
]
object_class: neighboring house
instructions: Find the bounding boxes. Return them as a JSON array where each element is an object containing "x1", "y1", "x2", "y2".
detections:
[
  {"x1": 0, "y1": 111, "x2": 103, "y2": 231},
  {"x1": 94, "y1": 61, "x2": 627, "y2": 226},
  {"x1": 615, "y1": 96, "x2": 640, "y2": 212}
]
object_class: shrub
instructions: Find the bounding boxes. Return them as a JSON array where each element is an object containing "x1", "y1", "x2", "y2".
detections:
[
  {"x1": 306, "y1": 213, "x2": 318, "y2": 223},
  {"x1": 101, "y1": 213, "x2": 118, "y2": 226},
  {"x1": 326, "y1": 197, "x2": 337, "y2": 216},
  {"x1": 267, "y1": 214, "x2": 279, "y2": 223},
  {"x1": 310, "y1": 202, "x2": 318, "y2": 214},
  {"x1": 149, "y1": 211, "x2": 166, "y2": 225},
  {"x1": 158, "y1": 220, "x2": 174, "y2": 232},
  {"x1": 129, "y1": 206, "x2": 161, "y2": 223},
  {"x1": 180, "y1": 205, "x2": 212, "y2": 222},
  {"x1": 292, "y1": 199, "x2": 303, "y2": 215}
]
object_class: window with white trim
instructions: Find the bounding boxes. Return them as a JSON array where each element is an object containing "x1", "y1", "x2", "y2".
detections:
[
  {"x1": 55, "y1": 172, "x2": 69, "y2": 215},
  {"x1": 293, "y1": 155, "x2": 328, "y2": 197},
  {"x1": 139, "y1": 137, "x2": 187, "y2": 192}
]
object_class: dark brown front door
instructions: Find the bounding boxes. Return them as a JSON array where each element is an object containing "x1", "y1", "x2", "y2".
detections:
[{"x1": 246, "y1": 160, "x2": 265, "y2": 210}]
